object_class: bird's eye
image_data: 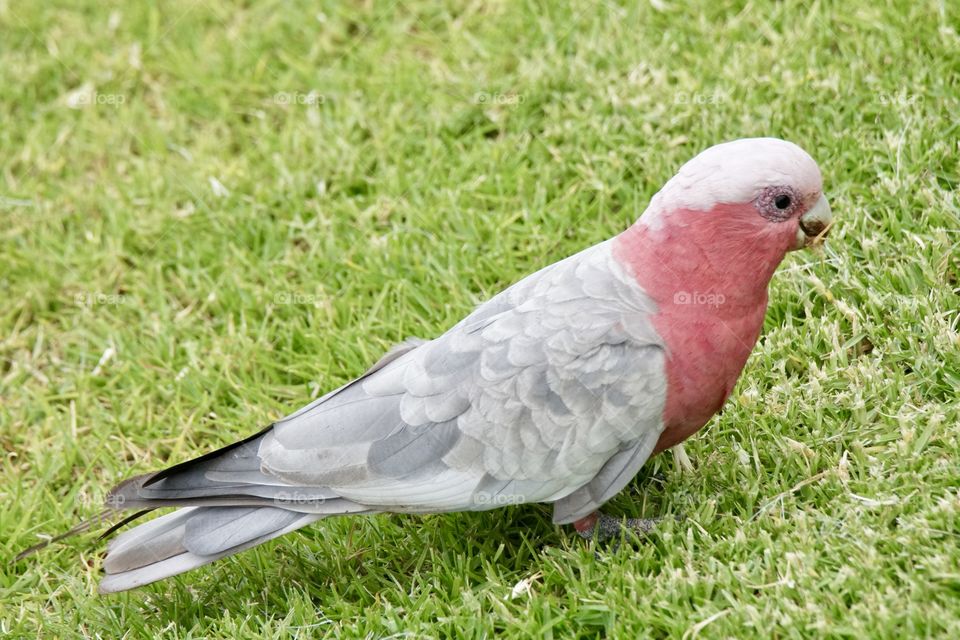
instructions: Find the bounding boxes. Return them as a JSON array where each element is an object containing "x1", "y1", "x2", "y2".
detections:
[{"x1": 757, "y1": 186, "x2": 798, "y2": 222}]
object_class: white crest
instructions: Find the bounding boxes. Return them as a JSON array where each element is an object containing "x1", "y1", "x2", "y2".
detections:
[{"x1": 640, "y1": 138, "x2": 823, "y2": 228}]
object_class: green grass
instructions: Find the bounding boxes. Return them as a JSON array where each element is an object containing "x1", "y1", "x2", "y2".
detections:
[{"x1": 2, "y1": 0, "x2": 959, "y2": 637}]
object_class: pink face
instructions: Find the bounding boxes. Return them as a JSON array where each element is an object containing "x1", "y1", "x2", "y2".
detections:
[{"x1": 701, "y1": 185, "x2": 832, "y2": 261}]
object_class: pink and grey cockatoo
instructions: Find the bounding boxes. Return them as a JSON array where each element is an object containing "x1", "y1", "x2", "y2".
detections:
[{"x1": 44, "y1": 137, "x2": 833, "y2": 593}]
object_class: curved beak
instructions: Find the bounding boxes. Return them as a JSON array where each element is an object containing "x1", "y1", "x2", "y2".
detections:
[{"x1": 793, "y1": 193, "x2": 833, "y2": 250}]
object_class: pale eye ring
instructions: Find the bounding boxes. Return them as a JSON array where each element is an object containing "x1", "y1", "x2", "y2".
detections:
[{"x1": 757, "y1": 186, "x2": 798, "y2": 222}]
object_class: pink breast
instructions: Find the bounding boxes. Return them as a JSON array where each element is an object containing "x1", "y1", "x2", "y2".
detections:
[
  {"x1": 648, "y1": 305, "x2": 765, "y2": 453},
  {"x1": 612, "y1": 206, "x2": 787, "y2": 452}
]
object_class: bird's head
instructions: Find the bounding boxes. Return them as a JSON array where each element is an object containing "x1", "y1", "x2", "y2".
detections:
[
  {"x1": 639, "y1": 137, "x2": 832, "y2": 254},
  {"x1": 616, "y1": 138, "x2": 833, "y2": 314}
]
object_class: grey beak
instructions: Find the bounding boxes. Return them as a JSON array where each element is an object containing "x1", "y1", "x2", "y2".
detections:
[{"x1": 794, "y1": 194, "x2": 832, "y2": 249}]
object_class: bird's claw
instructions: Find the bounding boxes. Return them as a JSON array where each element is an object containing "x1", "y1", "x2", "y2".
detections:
[{"x1": 575, "y1": 513, "x2": 666, "y2": 541}]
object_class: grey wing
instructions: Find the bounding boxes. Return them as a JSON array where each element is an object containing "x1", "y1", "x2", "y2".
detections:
[{"x1": 254, "y1": 240, "x2": 668, "y2": 521}]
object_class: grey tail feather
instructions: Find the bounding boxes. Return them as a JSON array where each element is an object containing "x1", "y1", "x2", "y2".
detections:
[
  {"x1": 15, "y1": 425, "x2": 278, "y2": 563},
  {"x1": 99, "y1": 506, "x2": 324, "y2": 593},
  {"x1": 103, "y1": 452, "x2": 366, "y2": 514},
  {"x1": 141, "y1": 424, "x2": 274, "y2": 488}
]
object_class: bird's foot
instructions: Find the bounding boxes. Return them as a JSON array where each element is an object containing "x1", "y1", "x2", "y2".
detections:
[{"x1": 572, "y1": 512, "x2": 665, "y2": 541}]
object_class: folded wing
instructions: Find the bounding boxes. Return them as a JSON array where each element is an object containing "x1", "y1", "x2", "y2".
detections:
[{"x1": 256, "y1": 240, "x2": 668, "y2": 519}]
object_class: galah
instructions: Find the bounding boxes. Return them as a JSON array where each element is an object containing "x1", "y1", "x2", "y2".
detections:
[{"x1": 34, "y1": 137, "x2": 834, "y2": 593}]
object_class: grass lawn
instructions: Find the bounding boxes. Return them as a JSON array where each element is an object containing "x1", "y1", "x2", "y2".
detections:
[{"x1": 2, "y1": 0, "x2": 959, "y2": 637}]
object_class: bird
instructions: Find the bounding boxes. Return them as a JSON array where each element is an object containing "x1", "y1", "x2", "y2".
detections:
[{"x1": 22, "y1": 137, "x2": 833, "y2": 593}]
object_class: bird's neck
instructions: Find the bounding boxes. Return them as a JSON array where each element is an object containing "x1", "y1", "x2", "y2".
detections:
[{"x1": 612, "y1": 210, "x2": 789, "y2": 450}]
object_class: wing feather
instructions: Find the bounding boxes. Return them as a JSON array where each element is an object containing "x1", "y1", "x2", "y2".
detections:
[{"x1": 257, "y1": 240, "x2": 667, "y2": 514}]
